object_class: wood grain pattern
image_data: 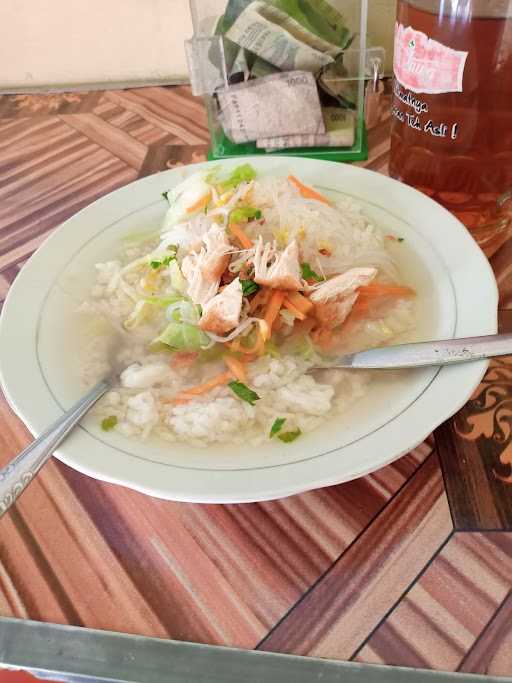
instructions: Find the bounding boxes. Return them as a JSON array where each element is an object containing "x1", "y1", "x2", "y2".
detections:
[
  {"x1": 0, "y1": 84, "x2": 510, "y2": 678},
  {"x1": 436, "y1": 312, "x2": 512, "y2": 530},
  {"x1": 0, "y1": 116, "x2": 136, "y2": 271},
  {"x1": 103, "y1": 88, "x2": 209, "y2": 144},
  {"x1": 258, "y1": 454, "x2": 452, "y2": 659},
  {"x1": 356, "y1": 533, "x2": 512, "y2": 673},
  {"x1": 0, "y1": 408, "x2": 430, "y2": 645},
  {"x1": 459, "y1": 589, "x2": 512, "y2": 676}
]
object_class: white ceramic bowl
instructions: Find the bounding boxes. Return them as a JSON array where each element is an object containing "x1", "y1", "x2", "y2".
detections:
[{"x1": 0, "y1": 158, "x2": 498, "y2": 502}]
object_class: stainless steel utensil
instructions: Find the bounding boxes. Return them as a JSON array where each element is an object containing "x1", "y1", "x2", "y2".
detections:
[
  {"x1": 321, "y1": 334, "x2": 512, "y2": 370},
  {"x1": 0, "y1": 381, "x2": 110, "y2": 517},
  {"x1": 0, "y1": 334, "x2": 508, "y2": 519}
]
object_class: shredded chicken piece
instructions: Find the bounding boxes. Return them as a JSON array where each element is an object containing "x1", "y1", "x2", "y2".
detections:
[
  {"x1": 310, "y1": 267, "x2": 377, "y2": 328},
  {"x1": 253, "y1": 238, "x2": 302, "y2": 290},
  {"x1": 199, "y1": 278, "x2": 243, "y2": 336},
  {"x1": 309, "y1": 268, "x2": 377, "y2": 303},
  {"x1": 202, "y1": 225, "x2": 232, "y2": 279},
  {"x1": 315, "y1": 292, "x2": 359, "y2": 328},
  {"x1": 182, "y1": 225, "x2": 231, "y2": 305}
]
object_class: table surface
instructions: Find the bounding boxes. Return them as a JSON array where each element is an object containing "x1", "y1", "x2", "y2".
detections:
[{"x1": 0, "y1": 86, "x2": 511, "y2": 678}]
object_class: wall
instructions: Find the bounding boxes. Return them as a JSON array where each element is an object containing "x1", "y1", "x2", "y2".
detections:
[
  {"x1": 0, "y1": 0, "x2": 396, "y2": 92},
  {"x1": 368, "y1": 0, "x2": 397, "y2": 71}
]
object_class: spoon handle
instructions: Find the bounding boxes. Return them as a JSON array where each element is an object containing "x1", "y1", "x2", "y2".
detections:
[
  {"x1": 0, "y1": 381, "x2": 110, "y2": 517},
  {"x1": 334, "y1": 334, "x2": 512, "y2": 370}
]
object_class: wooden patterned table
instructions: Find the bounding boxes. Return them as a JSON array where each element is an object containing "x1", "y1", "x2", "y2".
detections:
[{"x1": 0, "y1": 86, "x2": 511, "y2": 679}]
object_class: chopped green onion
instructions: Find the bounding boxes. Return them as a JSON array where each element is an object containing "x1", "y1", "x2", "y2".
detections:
[
  {"x1": 241, "y1": 279, "x2": 260, "y2": 296},
  {"x1": 162, "y1": 191, "x2": 169, "y2": 201},
  {"x1": 270, "y1": 417, "x2": 286, "y2": 438},
  {"x1": 278, "y1": 428, "x2": 302, "y2": 443},
  {"x1": 101, "y1": 415, "x2": 118, "y2": 431},
  {"x1": 229, "y1": 207, "x2": 262, "y2": 224},
  {"x1": 228, "y1": 381, "x2": 260, "y2": 406},
  {"x1": 301, "y1": 262, "x2": 323, "y2": 282},
  {"x1": 218, "y1": 163, "x2": 257, "y2": 191},
  {"x1": 150, "y1": 254, "x2": 175, "y2": 270},
  {"x1": 398, "y1": 237, "x2": 405, "y2": 243}
]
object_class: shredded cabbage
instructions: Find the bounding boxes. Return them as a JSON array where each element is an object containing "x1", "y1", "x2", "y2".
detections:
[
  {"x1": 124, "y1": 301, "x2": 152, "y2": 330},
  {"x1": 279, "y1": 309, "x2": 296, "y2": 326},
  {"x1": 168, "y1": 260, "x2": 187, "y2": 294},
  {"x1": 144, "y1": 294, "x2": 182, "y2": 309},
  {"x1": 264, "y1": 338, "x2": 281, "y2": 358},
  {"x1": 152, "y1": 321, "x2": 210, "y2": 352},
  {"x1": 198, "y1": 345, "x2": 225, "y2": 363},
  {"x1": 162, "y1": 172, "x2": 211, "y2": 229},
  {"x1": 166, "y1": 301, "x2": 200, "y2": 325},
  {"x1": 281, "y1": 334, "x2": 317, "y2": 361}
]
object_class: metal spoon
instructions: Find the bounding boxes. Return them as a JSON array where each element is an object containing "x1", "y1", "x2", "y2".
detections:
[
  {"x1": 0, "y1": 333, "x2": 510, "y2": 518},
  {"x1": 317, "y1": 333, "x2": 512, "y2": 370},
  {"x1": 0, "y1": 381, "x2": 110, "y2": 517}
]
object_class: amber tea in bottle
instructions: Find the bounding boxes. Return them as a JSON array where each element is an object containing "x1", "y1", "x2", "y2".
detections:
[{"x1": 389, "y1": 0, "x2": 512, "y2": 248}]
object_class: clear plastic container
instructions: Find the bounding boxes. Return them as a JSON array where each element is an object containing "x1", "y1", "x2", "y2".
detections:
[{"x1": 186, "y1": 0, "x2": 383, "y2": 162}]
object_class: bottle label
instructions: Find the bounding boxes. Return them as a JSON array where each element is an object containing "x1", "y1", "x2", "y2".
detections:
[{"x1": 394, "y1": 22, "x2": 468, "y2": 94}]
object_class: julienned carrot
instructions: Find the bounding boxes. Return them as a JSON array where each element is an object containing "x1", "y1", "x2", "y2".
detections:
[
  {"x1": 286, "y1": 291, "x2": 314, "y2": 315},
  {"x1": 288, "y1": 175, "x2": 331, "y2": 206},
  {"x1": 249, "y1": 288, "x2": 270, "y2": 313},
  {"x1": 346, "y1": 298, "x2": 370, "y2": 321},
  {"x1": 224, "y1": 356, "x2": 247, "y2": 383},
  {"x1": 186, "y1": 191, "x2": 212, "y2": 214},
  {"x1": 170, "y1": 352, "x2": 199, "y2": 369},
  {"x1": 358, "y1": 284, "x2": 416, "y2": 298},
  {"x1": 174, "y1": 371, "x2": 233, "y2": 403},
  {"x1": 184, "y1": 371, "x2": 233, "y2": 395},
  {"x1": 272, "y1": 314, "x2": 284, "y2": 331},
  {"x1": 173, "y1": 397, "x2": 193, "y2": 406},
  {"x1": 264, "y1": 290, "x2": 286, "y2": 339},
  {"x1": 283, "y1": 299, "x2": 306, "y2": 321},
  {"x1": 230, "y1": 223, "x2": 253, "y2": 249}
]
